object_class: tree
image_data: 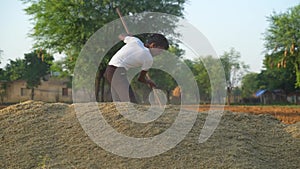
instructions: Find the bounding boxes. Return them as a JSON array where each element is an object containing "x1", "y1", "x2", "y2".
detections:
[
  {"x1": 0, "y1": 58, "x2": 26, "y2": 103},
  {"x1": 241, "y1": 50, "x2": 296, "y2": 100},
  {"x1": 189, "y1": 57, "x2": 211, "y2": 103},
  {"x1": 257, "y1": 69, "x2": 296, "y2": 93},
  {"x1": 263, "y1": 4, "x2": 300, "y2": 87},
  {"x1": 0, "y1": 50, "x2": 53, "y2": 101},
  {"x1": 50, "y1": 60, "x2": 71, "y2": 78},
  {"x1": 220, "y1": 48, "x2": 249, "y2": 105},
  {"x1": 23, "y1": 49, "x2": 54, "y2": 99},
  {"x1": 2, "y1": 59, "x2": 26, "y2": 81},
  {"x1": 241, "y1": 72, "x2": 259, "y2": 98},
  {"x1": 21, "y1": 0, "x2": 187, "y2": 73},
  {"x1": 184, "y1": 56, "x2": 226, "y2": 104},
  {"x1": 22, "y1": 0, "x2": 188, "y2": 102}
]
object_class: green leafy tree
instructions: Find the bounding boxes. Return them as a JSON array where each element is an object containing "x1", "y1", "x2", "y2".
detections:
[
  {"x1": 263, "y1": 4, "x2": 300, "y2": 87},
  {"x1": 21, "y1": 0, "x2": 187, "y2": 72},
  {"x1": 23, "y1": 49, "x2": 54, "y2": 99},
  {"x1": 50, "y1": 60, "x2": 71, "y2": 78},
  {"x1": 257, "y1": 69, "x2": 296, "y2": 93},
  {"x1": 2, "y1": 59, "x2": 26, "y2": 81},
  {"x1": 189, "y1": 57, "x2": 211, "y2": 102},
  {"x1": 184, "y1": 56, "x2": 226, "y2": 104},
  {"x1": 220, "y1": 48, "x2": 249, "y2": 105},
  {"x1": 242, "y1": 53, "x2": 296, "y2": 99},
  {"x1": 0, "y1": 58, "x2": 26, "y2": 103},
  {"x1": 261, "y1": 50, "x2": 296, "y2": 92},
  {"x1": 241, "y1": 72, "x2": 259, "y2": 98},
  {"x1": 21, "y1": 0, "x2": 188, "y2": 102}
]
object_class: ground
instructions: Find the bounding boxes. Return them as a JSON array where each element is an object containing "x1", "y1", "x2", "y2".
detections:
[
  {"x1": 184, "y1": 104, "x2": 300, "y2": 124},
  {"x1": 0, "y1": 101, "x2": 299, "y2": 168}
]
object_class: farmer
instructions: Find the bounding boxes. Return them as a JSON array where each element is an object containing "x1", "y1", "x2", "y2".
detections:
[{"x1": 104, "y1": 33, "x2": 169, "y2": 103}]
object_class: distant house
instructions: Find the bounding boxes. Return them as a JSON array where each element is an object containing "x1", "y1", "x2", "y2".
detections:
[
  {"x1": 272, "y1": 89, "x2": 287, "y2": 103},
  {"x1": 0, "y1": 77, "x2": 72, "y2": 104},
  {"x1": 255, "y1": 89, "x2": 290, "y2": 104},
  {"x1": 287, "y1": 91, "x2": 300, "y2": 104},
  {"x1": 255, "y1": 89, "x2": 273, "y2": 104}
]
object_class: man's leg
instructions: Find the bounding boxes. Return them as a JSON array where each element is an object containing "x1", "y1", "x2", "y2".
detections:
[
  {"x1": 112, "y1": 68, "x2": 137, "y2": 103},
  {"x1": 105, "y1": 66, "x2": 137, "y2": 103},
  {"x1": 128, "y1": 85, "x2": 138, "y2": 103},
  {"x1": 111, "y1": 68, "x2": 133, "y2": 102},
  {"x1": 104, "y1": 66, "x2": 121, "y2": 102}
]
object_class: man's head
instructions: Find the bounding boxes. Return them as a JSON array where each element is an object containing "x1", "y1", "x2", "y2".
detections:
[{"x1": 145, "y1": 33, "x2": 169, "y2": 56}]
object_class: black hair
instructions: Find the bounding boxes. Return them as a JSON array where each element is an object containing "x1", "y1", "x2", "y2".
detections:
[{"x1": 145, "y1": 33, "x2": 169, "y2": 50}]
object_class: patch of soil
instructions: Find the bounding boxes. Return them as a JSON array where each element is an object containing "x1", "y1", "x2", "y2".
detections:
[
  {"x1": 184, "y1": 105, "x2": 300, "y2": 124},
  {"x1": 1, "y1": 101, "x2": 300, "y2": 168}
]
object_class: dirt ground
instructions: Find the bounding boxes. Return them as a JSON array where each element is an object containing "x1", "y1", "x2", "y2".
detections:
[
  {"x1": 184, "y1": 105, "x2": 300, "y2": 124},
  {"x1": 0, "y1": 101, "x2": 300, "y2": 168}
]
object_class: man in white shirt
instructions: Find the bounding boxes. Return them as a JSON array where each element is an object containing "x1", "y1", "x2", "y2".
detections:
[{"x1": 104, "y1": 33, "x2": 169, "y2": 103}]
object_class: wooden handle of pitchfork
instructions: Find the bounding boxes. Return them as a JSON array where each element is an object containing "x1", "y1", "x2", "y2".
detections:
[{"x1": 116, "y1": 8, "x2": 130, "y2": 34}]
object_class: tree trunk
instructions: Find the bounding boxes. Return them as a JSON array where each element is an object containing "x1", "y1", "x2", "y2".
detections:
[
  {"x1": 95, "y1": 68, "x2": 106, "y2": 102},
  {"x1": 296, "y1": 92, "x2": 299, "y2": 105},
  {"x1": 165, "y1": 90, "x2": 169, "y2": 104},
  {"x1": 31, "y1": 88, "x2": 34, "y2": 100},
  {"x1": 100, "y1": 77, "x2": 105, "y2": 102},
  {"x1": 95, "y1": 71, "x2": 101, "y2": 102},
  {"x1": 227, "y1": 87, "x2": 231, "y2": 105}
]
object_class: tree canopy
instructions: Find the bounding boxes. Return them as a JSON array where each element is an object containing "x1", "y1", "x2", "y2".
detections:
[
  {"x1": 0, "y1": 49, "x2": 53, "y2": 100},
  {"x1": 263, "y1": 4, "x2": 300, "y2": 87},
  {"x1": 23, "y1": 49, "x2": 54, "y2": 89},
  {"x1": 21, "y1": 0, "x2": 187, "y2": 73},
  {"x1": 1, "y1": 59, "x2": 26, "y2": 81},
  {"x1": 220, "y1": 48, "x2": 249, "y2": 105},
  {"x1": 183, "y1": 55, "x2": 226, "y2": 104}
]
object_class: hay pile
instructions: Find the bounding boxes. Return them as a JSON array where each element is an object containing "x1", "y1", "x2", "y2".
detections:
[
  {"x1": 0, "y1": 101, "x2": 299, "y2": 169},
  {"x1": 285, "y1": 122, "x2": 300, "y2": 138}
]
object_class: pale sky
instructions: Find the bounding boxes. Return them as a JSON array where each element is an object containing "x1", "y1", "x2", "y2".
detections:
[{"x1": 0, "y1": 0, "x2": 299, "y2": 72}]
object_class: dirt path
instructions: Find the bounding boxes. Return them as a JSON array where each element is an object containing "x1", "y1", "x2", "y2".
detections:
[{"x1": 0, "y1": 101, "x2": 299, "y2": 168}]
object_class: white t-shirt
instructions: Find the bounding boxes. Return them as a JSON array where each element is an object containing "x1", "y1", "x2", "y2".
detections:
[{"x1": 108, "y1": 36, "x2": 153, "y2": 71}]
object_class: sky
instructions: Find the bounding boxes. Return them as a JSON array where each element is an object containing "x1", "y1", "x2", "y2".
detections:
[{"x1": 0, "y1": 0, "x2": 299, "y2": 72}]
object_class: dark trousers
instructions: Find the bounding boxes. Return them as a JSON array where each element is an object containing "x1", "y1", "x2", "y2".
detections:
[{"x1": 104, "y1": 65, "x2": 137, "y2": 103}]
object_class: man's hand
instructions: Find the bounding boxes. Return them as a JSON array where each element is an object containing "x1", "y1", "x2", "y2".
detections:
[
  {"x1": 146, "y1": 79, "x2": 157, "y2": 88},
  {"x1": 118, "y1": 33, "x2": 132, "y2": 41},
  {"x1": 138, "y1": 70, "x2": 157, "y2": 88}
]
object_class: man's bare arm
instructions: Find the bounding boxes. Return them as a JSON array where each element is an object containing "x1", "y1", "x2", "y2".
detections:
[{"x1": 138, "y1": 70, "x2": 157, "y2": 88}]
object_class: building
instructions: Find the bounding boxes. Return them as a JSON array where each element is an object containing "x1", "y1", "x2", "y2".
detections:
[
  {"x1": 0, "y1": 77, "x2": 72, "y2": 104},
  {"x1": 287, "y1": 91, "x2": 300, "y2": 104},
  {"x1": 255, "y1": 89, "x2": 300, "y2": 104}
]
